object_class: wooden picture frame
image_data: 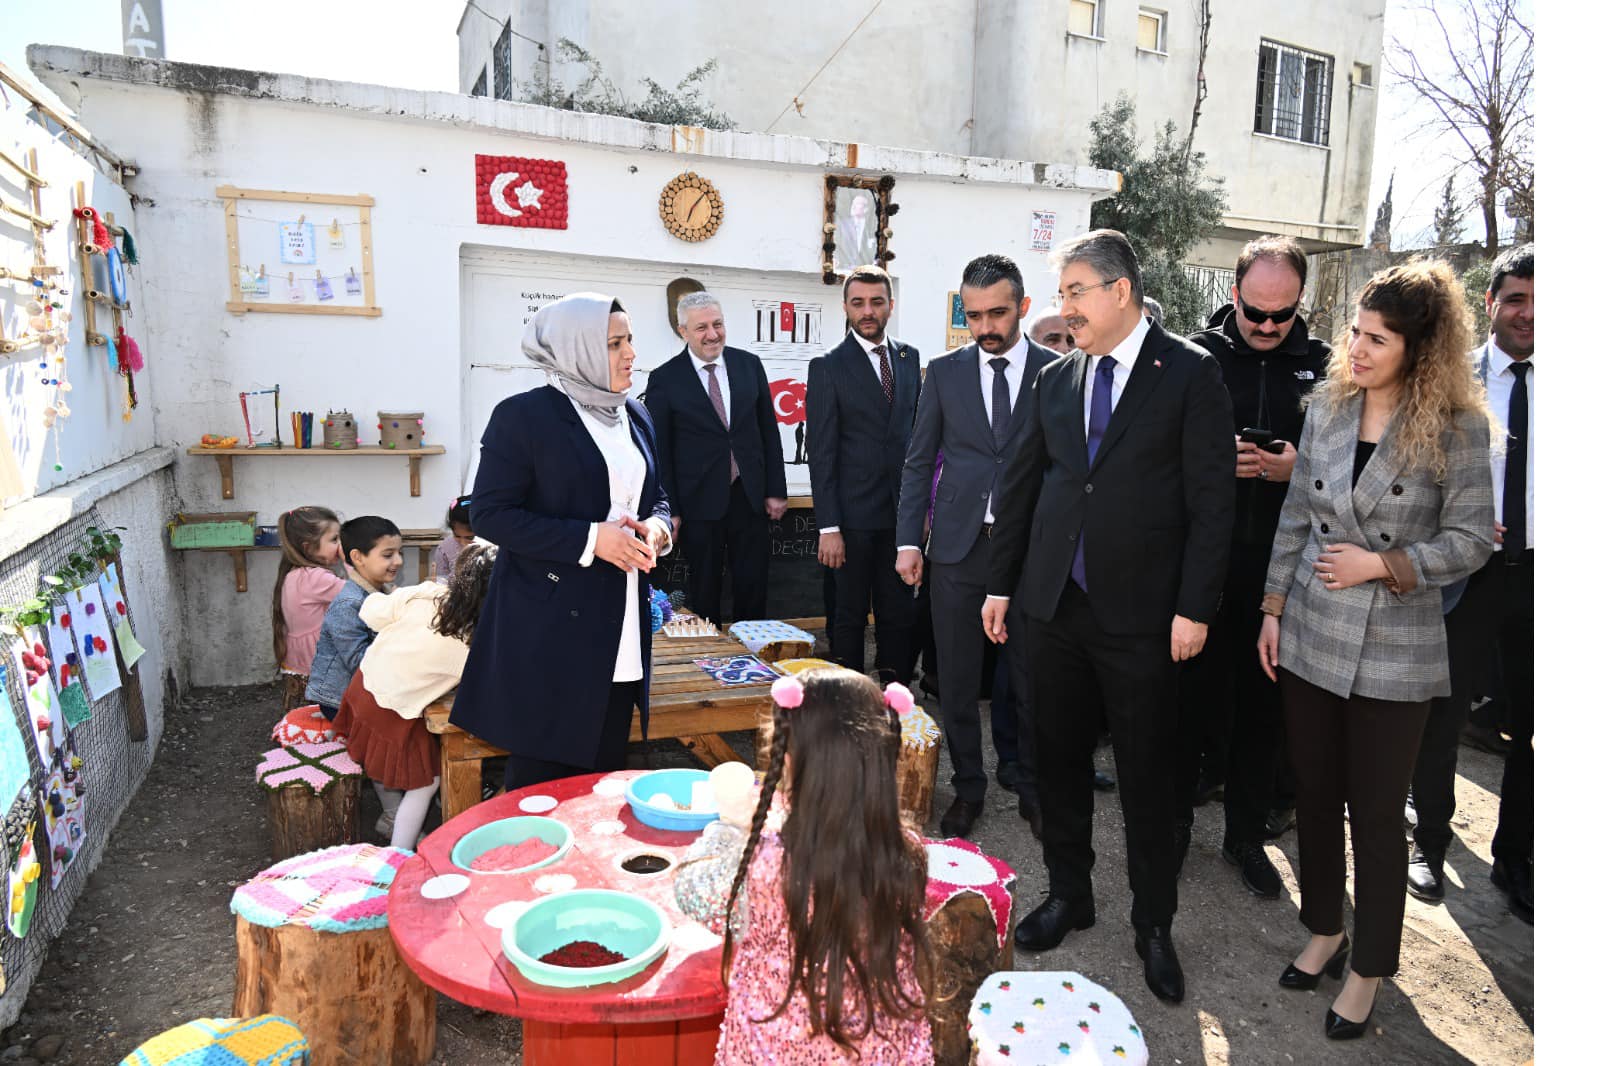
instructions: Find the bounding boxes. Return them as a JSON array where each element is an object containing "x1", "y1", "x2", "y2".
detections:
[
  {"x1": 218, "y1": 186, "x2": 381, "y2": 317},
  {"x1": 821, "y1": 174, "x2": 897, "y2": 285}
]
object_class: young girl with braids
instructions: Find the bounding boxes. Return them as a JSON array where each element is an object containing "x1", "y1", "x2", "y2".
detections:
[
  {"x1": 334, "y1": 542, "x2": 497, "y2": 848},
  {"x1": 271, "y1": 506, "x2": 344, "y2": 706},
  {"x1": 674, "y1": 667, "x2": 934, "y2": 1064}
]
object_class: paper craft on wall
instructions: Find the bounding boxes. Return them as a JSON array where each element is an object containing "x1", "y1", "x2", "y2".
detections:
[
  {"x1": 13, "y1": 636, "x2": 64, "y2": 765},
  {"x1": 0, "y1": 669, "x2": 32, "y2": 813},
  {"x1": 39, "y1": 738, "x2": 86, "y2": 888},
  {"x1": 98, "y1": 564, "x2": 146, "y2": 669},
  {"x1": 278, "y1": 219, "x2": 316, "y2": 264},
  {"x1": 65, "y1": 585, "x2": 120, "y2": 699},
  {"x1": 6, "y1": 802, "x2": 41, "y2": 938},
  {"x1": 220, "y1": 186, "x2": 380, "y2": 317},
  {"x1": 41, "y1": 607, "x2": 92, "y2": 728}
]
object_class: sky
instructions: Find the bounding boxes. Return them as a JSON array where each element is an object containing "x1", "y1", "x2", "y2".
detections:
[{"x1": 4, "y1": 0, "x2": 1521, "y2": 252}]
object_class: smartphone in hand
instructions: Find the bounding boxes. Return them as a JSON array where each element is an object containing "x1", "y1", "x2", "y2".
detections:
[{"x1": 1240, "y1": 427, "x2": 1287, "y2": 454}]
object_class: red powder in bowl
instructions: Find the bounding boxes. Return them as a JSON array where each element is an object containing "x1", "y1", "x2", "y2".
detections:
[
  {"x1": 470, "y1": 837, "x2": 559, "y2": 872},
  {"x1": 539, "y1": 940, "x2": 628, "y2": 967}
]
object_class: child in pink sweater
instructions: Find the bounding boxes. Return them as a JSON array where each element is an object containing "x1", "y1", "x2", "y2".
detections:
[{"x1": 272, "y1": 506, "x2": 344, "y2": 679}]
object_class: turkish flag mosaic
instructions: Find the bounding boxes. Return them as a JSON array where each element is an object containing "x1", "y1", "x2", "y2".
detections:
[{"x1": 474, "y1": 154, "x2": 569, "y2": 229}]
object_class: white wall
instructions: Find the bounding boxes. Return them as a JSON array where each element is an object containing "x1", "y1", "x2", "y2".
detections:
[{"x1": 33, "y1": 47, "x2": 1108, "y2": 685}]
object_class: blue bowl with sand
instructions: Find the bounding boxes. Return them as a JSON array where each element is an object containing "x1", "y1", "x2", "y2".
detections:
[
  {"x1": 451, "y1": 815, "x2": 572, "y2": 875},
  {"x1": 501, "y1": 889, "x2": 670, "y2": 988}
]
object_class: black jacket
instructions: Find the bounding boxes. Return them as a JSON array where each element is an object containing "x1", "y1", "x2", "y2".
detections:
[
  {"x1": 806, "y1": 335, "x2": 922, "y2": 530},
  {"x1": 1189, "y1": 306, "x2": 1331, "y2": 547},
  {"x1": 988, "y1": 324, "x2": 1235, "y2": 633},
  {"x1": 643, "y1": 346, "x2": 786, "y2": 520}
]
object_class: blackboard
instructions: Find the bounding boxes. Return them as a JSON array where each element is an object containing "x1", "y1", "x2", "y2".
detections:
[{"x1": 653, "y1": 507, "x2": 825, "y2": 620}]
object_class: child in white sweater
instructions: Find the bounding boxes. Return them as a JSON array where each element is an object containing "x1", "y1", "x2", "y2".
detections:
[{"x1": 334, "y1": 542, "x2": 495, "y2": 848}]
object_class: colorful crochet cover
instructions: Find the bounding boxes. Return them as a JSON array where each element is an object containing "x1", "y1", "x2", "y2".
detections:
[
  {"x1": 968, "y1": 970, "x2": 1148, "y2": 1065},
  {"x1": 254, "y1": 741, "x2": 361, "y2": 795},
  {"x1": 923, "y1": 836, "x2": 1016, "y2": 950},
  {"x1": 269, "y1": 705, "x2": 340, "y2": 747},
  {"x1": 230, "y1": 843, "x2": 410, "y2": 933},
  {"x1": 901, "y1": 706, "x2": 941, "y2": 753},
  {"x1": 726, "y1": 620, "x2": 816, "y2": 655},
  {"x1": 772, "y1": 657, "x2": 834, "y2": 676},
  {"x1": 119, "y1": 1013, "x2": 309, "y2": 1066},
  {"x1": 693, "y1": 655, "x2": 780, "y2": 686}
]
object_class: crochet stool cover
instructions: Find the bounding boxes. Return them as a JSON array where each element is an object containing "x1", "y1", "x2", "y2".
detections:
[
  {"x1": 968, "y1": 970, "x2": 1148, "y2": 1065},
  {"x1": 254, "y1": 740, "x2": 362, "y2": 862},
  {"x1": 119, "y1": 1014, "x2": 308, "y2": 1066}
]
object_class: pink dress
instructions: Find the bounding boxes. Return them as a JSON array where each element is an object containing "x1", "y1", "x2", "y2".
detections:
[
  {"x1": 280, "y1": 566, "x2": 345, "y2": 674},
  {"x1": 717, "y1": 835, "x2": 933, "y2": 1065}
]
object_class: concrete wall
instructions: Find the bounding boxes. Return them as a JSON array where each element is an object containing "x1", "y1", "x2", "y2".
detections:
[
  {"x1": 32, "y1": 46, "x2": 1113, "y2": 686},
  {"x1": 459, "y1": 0, "x2": 1385, "y2": 259}
]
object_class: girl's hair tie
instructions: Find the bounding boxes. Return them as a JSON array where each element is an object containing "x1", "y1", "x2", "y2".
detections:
[
  {"x1": 883, "y1": 682, "x2": 914, "y2": 717},
  {"x1": 770, "y1": 675, "x2": 805, "y2": 709}
]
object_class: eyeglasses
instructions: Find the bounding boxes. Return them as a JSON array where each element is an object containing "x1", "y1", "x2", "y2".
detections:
[
  {"x1": 1238, "y1": 297, "x2": 1298, "y2": 325},
  {"x1": 1059, "y1": 279, "x2": 1119, "y2": 302}
]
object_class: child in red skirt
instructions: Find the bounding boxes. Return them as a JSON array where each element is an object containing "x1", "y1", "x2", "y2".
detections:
[{"x1": 335, "y1": 542, "x2": 497, "y2": 849}]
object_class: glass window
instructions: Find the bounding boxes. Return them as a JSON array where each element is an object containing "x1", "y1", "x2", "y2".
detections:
[
  {"x1": 493, "y1": 22, "x2": 512, "y2": 100},
  {"x1": 1138, "y1": 9, "x2": 1166, "y2": 52},
  {"x1": 1254, "y1": 40, "x2": 1334, "y2": 146},
  {"x1": 1069, "y1": 0, "x2": 1101, "y2": 38}
]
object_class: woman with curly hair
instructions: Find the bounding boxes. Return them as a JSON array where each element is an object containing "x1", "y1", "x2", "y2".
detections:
[{"x1": 1256, "y1": 261, "x2": 1495, "y2": 1040}]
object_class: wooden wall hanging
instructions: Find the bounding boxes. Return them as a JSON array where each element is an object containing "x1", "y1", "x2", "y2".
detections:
[
  {"x1": 218, "y1": 186, "x2": 381, "y2": 317},
  {"x1": 821, "y1": 174, "x2": 897, "y2": 285},
  {"x1": 659, "y1": 172, "x2": 724, "y2": 242}
]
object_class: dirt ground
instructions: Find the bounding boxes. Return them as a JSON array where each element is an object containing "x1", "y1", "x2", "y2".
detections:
[{"x1": 0, "y1": 675, "x2": 1532, "y2": 1065}]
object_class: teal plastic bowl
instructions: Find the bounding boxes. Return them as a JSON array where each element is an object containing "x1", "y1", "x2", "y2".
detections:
[
  {"x1": 451, "y1": 815, "x2": 573, "y2": 875},
  {"x1": 625, "y1": 768, "x2": 716, "y2": 832},
  {"x1": 502, "y1": 889, "x2": 670, "y2": 988}
]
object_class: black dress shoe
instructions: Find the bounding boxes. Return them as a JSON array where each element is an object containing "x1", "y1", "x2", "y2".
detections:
[
  {"x1": 1018, "y1": 797, "x2": 1044, "y2": 841},
  {"x1": 1134, "y1": 926, "x2": 1185, "y2": 1003},
  {"x1": 1325, "y1": 985, "x2": 1379, "y2": 1041},
  {"x1": 920, "y1": 673, "x2": 940, "y2": 699},
  {"x1": 1092, "y1": 769, "x2": 1116, "y2": 792},
  {"x1": 1173, "y1": 823, "x2": 1191, "y2": 874},
  {"x1": 1222, "y1": 839, "x2": 1283, "y2": 898},
  {"x1": 1192, "y1": 775, "x2": 1224, "y2": 806},
  {"x1": 1014, "y1": 895, "x2": 1095, "y2": 951},
  {"x1": 1263, "y1": 806, "x2": 1297, "y2": 839},
  {"x1": 995, "y1": 760, "x2": 1020, "y2": 792},
  {"x1": 939, "y1": 796, "x2": 983, "y2": 839},
  {"x1": 1279, "y1": 934, "x2": 1350, "y2": 990},
  {"x1": 1490, "y1": 857, "x2": 1533, "y2": 924},
  {"x1": 1406, "y1": 844, "x2": 1445, "y2": 902}
]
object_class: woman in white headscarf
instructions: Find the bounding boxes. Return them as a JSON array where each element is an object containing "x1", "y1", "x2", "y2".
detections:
[{"x1": 451, "y1": 293, "x2": 674, "y2": 789}]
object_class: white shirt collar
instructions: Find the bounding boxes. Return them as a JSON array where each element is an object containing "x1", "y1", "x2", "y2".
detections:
[
  {"x1": 984, "y1": 334, "x2": 1029, "y2": 367},
  {"x1": 1488, "y1": 338, "x2": 1530, "y2": 374},
  {"x1": 1092, "y1": 313, "x2": 1151, "y2": 369},
  {"x1": 852, "y1": 330, "x2": 890, "y2": 357}
]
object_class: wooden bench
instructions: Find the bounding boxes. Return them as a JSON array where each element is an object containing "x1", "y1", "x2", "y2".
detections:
[{"x1": 423, "y1": 629, "x2": 814, "y2": 821}]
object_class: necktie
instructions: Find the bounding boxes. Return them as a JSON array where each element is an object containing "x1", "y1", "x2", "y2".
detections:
[
  {"x1": 704, "y1": 363, "x2": 739, "y2": 483},
  {"x1": 1503, "y1": 360, "x2": 1530, "y2": 557},
  {"x1": 1069, "y1": 356, "x2": 1118, "y2": 592},
  {"x1": 989, "y1": 356, "x2": 1012, "y2": 444},
  {"x1": 874, "y1": 344, "x2": 894, "y2": 405}
]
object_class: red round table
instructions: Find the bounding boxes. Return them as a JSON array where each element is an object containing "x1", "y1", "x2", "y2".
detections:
[{"x1": 387, "y1": 771, "x2": 729, "y2": 1065}]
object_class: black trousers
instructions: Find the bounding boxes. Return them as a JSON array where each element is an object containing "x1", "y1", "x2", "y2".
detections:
[
  {"x1": 1281, "y1": 669, "x2": 1429, "y2": 977},
  {"x1": 1176, "y1": 541, "x2": 1286, "y2": 845},
  {"x1": 831, "y1": 527, "x2": 915, "y2": 682},
  {"x1": 679, "y1": 478, "x2": 769, "y2": 626},
  {"x1": 931, "y1": 535, "x2": 1034, "y2": 805},
  {"x1": 504, "y1": 681, "x2": 638, "y2": 791},
  {"x1": 1489, "y1": 554, "x2": 1535, "y2": 862},
  {"x1": 1029, "y1": 581, "x2": 1178, "y2": 930}
]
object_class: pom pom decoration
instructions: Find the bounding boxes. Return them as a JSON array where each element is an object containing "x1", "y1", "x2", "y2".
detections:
[
  {"x1": 647, "y1": 587, "x2": 674, "y2": 633},
  {"x1": 117, "y1": 329, "x2": 145, "y2": 373},
  {"x1": 770, "y1": 675, "x2": 805, "y2": 710},
  {"x1": 74, "y1": 206, "x2": 113, "y2": 252},
  {"x1": 883, "y1": 682, "x2": 915, "y2": 717}
]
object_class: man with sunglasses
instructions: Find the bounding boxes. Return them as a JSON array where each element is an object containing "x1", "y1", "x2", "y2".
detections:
[{"x1": 1178, "y1": 236, "x2": 1330, "y2": 900}]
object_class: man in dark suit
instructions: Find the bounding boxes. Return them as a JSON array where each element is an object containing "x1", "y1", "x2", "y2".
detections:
[
  {"x1": 982, "y1": 230, "x2": 1234, "y2": 1004},
  {"x1": 896, "y1": 254, "x2": 1055, "y2": 841},
  {"x1": 645, "y1": 292, "x2": 788, "y2": 624},
  {"x1": 808, "y1": 265, "x2": 921, "y2": 681}
]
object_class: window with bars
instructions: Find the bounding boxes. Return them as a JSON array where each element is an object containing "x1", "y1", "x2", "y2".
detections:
[
  {"x1": 493, "y1": 23, "x2": 513, "y2": 100},
  {"x1": 1254, "y1": 40, "x2": 1333, "y2": 146},
  {"x1": 470, "y1": 66, "x2": 488, "y2": 98}
]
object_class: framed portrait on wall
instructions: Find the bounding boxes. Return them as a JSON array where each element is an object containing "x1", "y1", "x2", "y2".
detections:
[{"x1": 821, "y1": 174, "x2": 897, "y2": 284}]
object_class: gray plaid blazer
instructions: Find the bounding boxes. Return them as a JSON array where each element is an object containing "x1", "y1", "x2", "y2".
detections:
[{"x1": 1265, "y1": 395, "x2": 1495, "y2": 702}]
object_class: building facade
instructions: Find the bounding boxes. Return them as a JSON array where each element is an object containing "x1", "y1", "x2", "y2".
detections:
[{"x1": 459, "y1": 0, "x2": 1385, "y2": 275}]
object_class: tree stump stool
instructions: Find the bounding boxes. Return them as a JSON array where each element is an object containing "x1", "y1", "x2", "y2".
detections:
[
  {"x1": 255, "y1": 741, "x2": 362, "y2": 862},
  {"x1": 280, "y1": 673, "x2": 309, "y2": 716},
  {"x1": 898, "y1": 706, "x2": 943, "y2": 829},
  {"x1": 965, "y1": 970, "x2": 1148, "y2": 1065},
  {"x1": 231, "y1": 844, "x2": 435, "y2": 1066},
  {"x1": 921, "y1": 838, "x2": 1017, "y2": 1066}
]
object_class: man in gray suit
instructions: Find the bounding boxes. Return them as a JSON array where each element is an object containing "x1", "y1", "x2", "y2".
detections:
[{"x1": 896, "y1": 255, "x2": 1056, "y2": 840}]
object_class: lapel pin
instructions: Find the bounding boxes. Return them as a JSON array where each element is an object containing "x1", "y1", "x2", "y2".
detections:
[{"x1": 1154, "y1": 360, "x2": 1162, "y2": 368}]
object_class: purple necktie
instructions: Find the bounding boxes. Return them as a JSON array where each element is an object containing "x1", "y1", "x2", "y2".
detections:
[
  {"x1": 1069, "y1": 356, "x2": 1117, "y2": 592},
  {"x1": 704, "y1": 363, "x2": 739, "y2": 483}
]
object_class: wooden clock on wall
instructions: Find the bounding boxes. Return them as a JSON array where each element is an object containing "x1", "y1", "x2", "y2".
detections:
[{"x1": 660, "y1": 172, "x2": 724, "y2": 242}]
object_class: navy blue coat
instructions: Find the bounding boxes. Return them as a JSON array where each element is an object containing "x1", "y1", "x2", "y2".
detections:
[{"x1": 451, "y1": 387, "x2": 673, "y2": 764}]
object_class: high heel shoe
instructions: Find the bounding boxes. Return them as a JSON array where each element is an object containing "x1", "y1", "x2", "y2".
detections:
[
  {"x1": 1325, "y1": 983, "x2": 1381, "y2": 1041},
  {"x1": 1278, "y1": 934, "x2": 1350, "y2": 990}
]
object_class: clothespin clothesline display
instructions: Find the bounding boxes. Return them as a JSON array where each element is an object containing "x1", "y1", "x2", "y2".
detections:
[{"x1": 217, "y1": 186, "x2": 381, "y2": 317}]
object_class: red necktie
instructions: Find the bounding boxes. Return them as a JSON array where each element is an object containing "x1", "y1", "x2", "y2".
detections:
[{"x1": 874, "y1": 344, "x2": 894, "y2": 405}]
